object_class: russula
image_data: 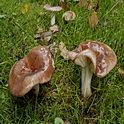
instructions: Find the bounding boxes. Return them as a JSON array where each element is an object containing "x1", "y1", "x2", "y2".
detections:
[
  {"x1": 59, "y1": 41, "x2": 117, "y2": 98},
  {"x1": 62, "y1": 11, "x2": 76, "y2": 21},
  {"x1": 43, "y1": 4, "x2": 62, "y2": 25},
  {"x1": 8, "y1": 46, "x2": 54, "y2": 97}
]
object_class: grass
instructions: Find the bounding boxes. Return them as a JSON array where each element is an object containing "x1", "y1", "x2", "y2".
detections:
[{"x1": 0, "y1": 0, "x2": 124, "y2": 123}]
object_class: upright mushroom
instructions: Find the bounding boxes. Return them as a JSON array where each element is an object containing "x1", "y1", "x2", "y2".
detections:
[
  {"x1": 43, "y1": 4, "x2": 62, "y2": 25},
  {"x1": 8, "y1": 46, "x2": 54, "y2": 97},
  {"x1": 59, "y1": 41, "x2": 117, "y2": 98}
]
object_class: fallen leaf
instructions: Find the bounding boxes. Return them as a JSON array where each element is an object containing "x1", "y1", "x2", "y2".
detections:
[
  {"x1": 37, "y1": 26, "x2": 43, "y2": 33},
  {"x1": 34, "y1": 33, "x2": 41, "y2": 39},
  {"x1": 59, "y1": 1, "x2": 69, "y2": 10},
  {"x1": 62, "y1": 11, "x2": 76, "y2": 21},
  {"x1": 43, "y1": 4, "x2": 62, "y2": 11},
  {"x1": 21, "y1": 4, "x2": 29, "y2": 14},
  {"x1": 34, "y1": 31, "x2": 52, "y2": 41},
  {"x1": 48, "y1": 42, "x2": 58, "y2": 56},
  {"x1": 34, "y1": 26, "x2": 44, "y2": 39},
  {"x1": 50, "y1": 25, "x2": 59, "y2": 33},
  {"x1": 34, "y1": 25, "x2": 59, "y2": 43},
  {"x1": 34, "y1": 24, "x2": 59, "y2": 43},
  {"x1": 79, "y1": 0, "x2": 87, "y2": 8},
  {"x1": 44, "y1": 35, "x2": 52, "y2": 42},
  {"x1": 88, "y1": 0, "x2": 94, "y2": 10},
  {"x1": 79, "y1": 0, "x2": 94, "y2": 10},
  {"x1": 118, "y1": 68, "x2": 124, "y2": 76},
  {"x1": 41, "y1": 31, "x2": 52, "y2": 37},
  {"x1": 88, "y1": 11, "x2": 99, "y2": 30},
  {"x1": 59, "y1": 42, "x2": 69, "y2": 59}
]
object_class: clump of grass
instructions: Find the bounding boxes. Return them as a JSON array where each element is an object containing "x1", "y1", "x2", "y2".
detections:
[{"x1": 0, "y1": 0, "x2": 124, "y2": 123}]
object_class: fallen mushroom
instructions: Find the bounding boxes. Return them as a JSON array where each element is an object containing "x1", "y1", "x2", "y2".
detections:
[
  {"x1": 34, "y1": 25, "x2": 59, "y2": 42},
  {"x1": 8, "y1": 46, "x2": 54, "y2": 97},
  {"x1": 62, "y1": 11, "x2": 76, "y2": 21},
  {"x1": 34, "y1": 31, "x2": 52, "y2": 41},
  {"x1": 43, "y1": 4, "x2": 62, "y2": 25},
  {"x1": 59, "y1": 41, "x2": 117, "y2": 98}
]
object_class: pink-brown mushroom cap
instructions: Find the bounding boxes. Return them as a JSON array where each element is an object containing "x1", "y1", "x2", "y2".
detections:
[
  {"x1": 43, "y1": 4, "x2": 62, "y2": 11},
  {"x1": 73, "y1": 41, "x2": 117, "y2": 78},
  {"x1": 8, "y1": 46, "x2": 54, "y2": 97}
]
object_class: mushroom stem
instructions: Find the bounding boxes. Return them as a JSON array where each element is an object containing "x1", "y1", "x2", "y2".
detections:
[
  {"x1": 51, "y1": 12, "x2": 55, "y2": 25},
  {"x1": 81, "y1": 65, "x2": 93, "y2": 98},
  {"x1": 74, "y1": 56, "x2": 93, "y2": 98},
  {"x1": 33, "y1": 84, "x2": 39, "y2": 96}
]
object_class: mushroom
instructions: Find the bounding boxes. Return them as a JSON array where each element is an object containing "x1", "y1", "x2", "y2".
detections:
[
  {"x1": 62, "y1": 11, "x2": 76, "y2": 21},
  {"x1": 43, "y1": 4, "x2": 62, "y2": 25},
  {"x1": 8, "y1": 46, "x2": 54, "y2": 97},
  {"x1": 59, "y1": 41, "x2": 117, "y2": 98}
]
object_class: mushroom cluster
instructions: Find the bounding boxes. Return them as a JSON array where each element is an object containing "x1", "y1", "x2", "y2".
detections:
[
  {"x1": 59, "y1": 41, "x2": 117, "y2": 98},
  {"x1": 43, "y1": 4, "x2": 76, "y2": 25},
  {"x1": 7, "y1": 4, "x2": 117, "y2": 99},
  {"x1": 8, "y1": 46, "x2": 54, "y2": 97}
]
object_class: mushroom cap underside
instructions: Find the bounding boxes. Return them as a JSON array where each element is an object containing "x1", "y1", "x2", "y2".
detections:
[
  {"x1": 8, "y1": 46, "x2": 54, "y2": 97},
  {"x1": 73, "y1": 41, "x2": 117, "y2": 77},
  {"x1": 62, "y1": 11, "x2": 76, "y2": 21},
  {"x1": 74, "y1": 49, "x2": 96, "y2": 73}
]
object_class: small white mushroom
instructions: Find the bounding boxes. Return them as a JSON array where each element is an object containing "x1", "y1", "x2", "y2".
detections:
[{"x1": 43, "y1": 4, "x2": 62, "y2": 25}]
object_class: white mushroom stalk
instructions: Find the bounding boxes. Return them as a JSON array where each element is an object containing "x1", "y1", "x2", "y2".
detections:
[{"x1": 51, "y1": 12, "x2": 56, "y2": 25}]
